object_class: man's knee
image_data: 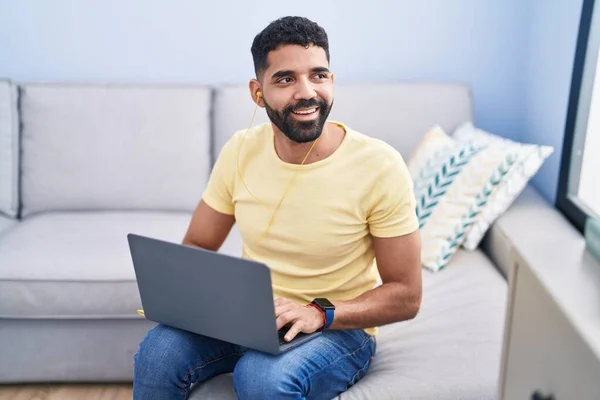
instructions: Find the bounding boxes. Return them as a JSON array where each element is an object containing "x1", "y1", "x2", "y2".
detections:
[
  {"x1": 134, "y1": 324, "x2": 191, "y2": 381},
  {"x1": 233, "y1": 351, "x2": 303, "y2": 399}
]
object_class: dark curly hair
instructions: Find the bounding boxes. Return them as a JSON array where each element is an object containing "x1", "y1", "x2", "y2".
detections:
[{"x1": 251, "y1": 16, "x2": 330, "y2": 79}]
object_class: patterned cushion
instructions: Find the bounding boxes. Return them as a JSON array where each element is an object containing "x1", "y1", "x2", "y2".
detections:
[
  {"x1": 408, "y1": 125, "x2": 543, "y2": 271},
  {"x1": 451, "y1": 122, "x2": 553, "y2": 250},
  {"x1": 409, "y1": 127, "x2": 484, "y2": 230}
]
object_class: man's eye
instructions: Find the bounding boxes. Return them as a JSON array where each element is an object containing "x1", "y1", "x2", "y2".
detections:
[
  {"x1": 315, "y1": 73, "x2": 327, "y2": 79},
  {"x1": 278, "y1": 77, "x2": 293, "y2": 84}
]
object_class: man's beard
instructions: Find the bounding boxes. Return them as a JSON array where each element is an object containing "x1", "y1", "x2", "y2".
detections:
[{"x1": 264, "y1": 97, "x2": 333, "y2": 144}]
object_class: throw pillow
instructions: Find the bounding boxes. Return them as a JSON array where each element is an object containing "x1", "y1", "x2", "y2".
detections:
[
  {"x1": 409, "y1": 126, "x2": 494, "y2": 271},
  {"x1": 406, "y1": 125, "x2": 453, "y2": 178},
  {"x1": 409, "y1": 124, "x2": 541, "y2": 272},
  {"x1": 452, "y1": 122, "x2": 554, "y2": 250}
]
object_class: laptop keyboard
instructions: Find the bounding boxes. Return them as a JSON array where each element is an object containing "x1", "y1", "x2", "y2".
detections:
[
  {"x1": 278, "y1": 329, "x2": 309, "y2": 345},
  {"x1": 278, "y1": 331, "x2": 288, "y2": 345}
]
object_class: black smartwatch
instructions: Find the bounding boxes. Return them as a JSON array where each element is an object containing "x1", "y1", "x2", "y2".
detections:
[{"x1": 311, "y1": 298, "x2": 335, "y2": 329}]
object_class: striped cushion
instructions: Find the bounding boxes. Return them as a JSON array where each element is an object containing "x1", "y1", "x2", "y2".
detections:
[
  {"x1": 408, "y1": 126, "x2": 526, "y2": 271},
  {"x1": 452, "y1": 122, "x2": 553, "y2": 250}
]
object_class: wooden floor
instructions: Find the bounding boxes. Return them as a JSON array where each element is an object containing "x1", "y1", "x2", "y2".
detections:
[{"x1": 0, "y1": 384, "x2": 132, "y2": 400}]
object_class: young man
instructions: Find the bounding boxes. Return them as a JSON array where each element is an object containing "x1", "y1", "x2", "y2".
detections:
[{"x1": 133, "y1": 16, "x2": 422, "y2": 400}]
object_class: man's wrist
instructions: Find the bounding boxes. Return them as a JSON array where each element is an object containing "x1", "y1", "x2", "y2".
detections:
[{"x1": 307, "y1": 303, "x2": 326, "y2": 330}]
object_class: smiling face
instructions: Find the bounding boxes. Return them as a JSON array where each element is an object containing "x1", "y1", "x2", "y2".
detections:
[{"x1": 251, "y1": 44, "x2": 334, "y2": 144}]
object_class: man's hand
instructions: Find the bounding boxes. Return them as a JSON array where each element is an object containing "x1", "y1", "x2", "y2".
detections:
[{"x1": 274, "y1": 298, "x2": 323, "y2": 342}]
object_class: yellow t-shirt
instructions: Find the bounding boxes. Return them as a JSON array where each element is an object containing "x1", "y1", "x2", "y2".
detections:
[{"x1": 202, "y1": 121, "x2": 419, "y2": 335}]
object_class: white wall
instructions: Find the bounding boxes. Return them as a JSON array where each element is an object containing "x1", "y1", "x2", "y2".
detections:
[{"x1": 0, "y1": 0, "x2": 529, "y2": 141}]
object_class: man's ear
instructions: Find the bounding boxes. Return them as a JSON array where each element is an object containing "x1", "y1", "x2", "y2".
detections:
[{"x1": 248, "y1": 79, "x2": 263, "y2": 107}]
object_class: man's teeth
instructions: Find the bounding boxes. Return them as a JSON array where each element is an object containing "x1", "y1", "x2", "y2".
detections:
[{"x1": 293, "y1": 108, "x2": 317, "y2": 115}]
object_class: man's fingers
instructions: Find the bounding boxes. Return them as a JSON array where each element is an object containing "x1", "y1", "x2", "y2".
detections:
[
  {"x1": 274, "y1": 302, "x2": 295, "y2": 318},
  {"x1": 284, "y1": 321, "x2": 304, "y2": 342},
  {"x1": 276, "y1": 310, "x2": 297, "y2": 331},
  {"x1": 274, "y1": 297, "x2": 292, "y2": 307}
]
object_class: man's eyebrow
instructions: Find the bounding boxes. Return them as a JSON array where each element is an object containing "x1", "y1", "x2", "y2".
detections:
[
  {"x1": 311, "y1": 67, "x2": 330, "y2": 73},
  {"x1": 271, "y1": 70, "x2": 294, "y2": 80},
  {"x1": 271, "y1": 67, "x2": 330, "y2": 80}
]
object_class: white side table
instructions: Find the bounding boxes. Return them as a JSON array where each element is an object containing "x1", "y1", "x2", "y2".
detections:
[{"x1": 499, "y1": 241, "x2": 600, "y2": 399}]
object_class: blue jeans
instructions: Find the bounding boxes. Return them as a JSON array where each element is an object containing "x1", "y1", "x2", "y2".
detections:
[{"x1": 133, "y1": 323, "x2": 377, "y2": 399}]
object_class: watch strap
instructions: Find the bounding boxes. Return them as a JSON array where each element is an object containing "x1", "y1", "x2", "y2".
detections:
[
  {"x1": 307, "y1": 303, "x2": 327, "y2": 331},
  {"x1": 323, "y1": 307, "x2": 334, "y2": 329},
  {"x1": 311, "y1": 299, "x2": 335, "y2": 329}
]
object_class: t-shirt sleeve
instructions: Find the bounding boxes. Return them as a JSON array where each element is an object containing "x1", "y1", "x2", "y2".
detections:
[
  {"x1": 202, "y1": 137, "x2": 237, "y2": 215},
  {"x1": 367, "y1": 154, "x2": 419, "y2": 238}
]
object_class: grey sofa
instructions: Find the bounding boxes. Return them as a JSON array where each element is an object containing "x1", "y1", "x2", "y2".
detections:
[{"x1": 0, "y1": 78, "x2": 555, "y2": 399}]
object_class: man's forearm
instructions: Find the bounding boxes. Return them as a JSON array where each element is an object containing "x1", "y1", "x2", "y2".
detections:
[{"x1": 329, "y1": 282, "x2": 421, "y2": 330}]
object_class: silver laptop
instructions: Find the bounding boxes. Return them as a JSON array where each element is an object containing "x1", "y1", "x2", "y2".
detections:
[{"x1": 127, "y1": 233, "x2": 321, "y2": 355}]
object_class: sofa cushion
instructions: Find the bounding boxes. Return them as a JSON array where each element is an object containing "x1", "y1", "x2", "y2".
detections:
[
  {"x1": 408, "y1": 126, "x2": 484, "y2": 271},
  {"x1": 0, "y1": 79, "x2": 20, "y2": 218},
  {"x1": 452, "y1": 122, "x2": 553, "y2": 250},
  {"x1": 0, "y1": 212, "x2": 186, "y2": 318},
  {"x1": 0, "y1": 211, "x2": 245, "y2": 319},
  {"x1": 409, "y1": 125, "x2": 528, "y2": 272},
  {"x1": 190, "y1": 249, "x2": 507, "y2": 400},
  {"x1": 213, "y1": 83, "x2": 472, "y2": 163},
  {"x1": 0, "y1": 214, "x2": 17, "y2": 237},
  {"x1": 19, "y1": 84, "x2": 212, "y2": 217}
]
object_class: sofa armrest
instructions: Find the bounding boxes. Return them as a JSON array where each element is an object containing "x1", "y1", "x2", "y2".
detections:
[{"x1": 480, "y1": 184, "x2": 582, "y2": 278}]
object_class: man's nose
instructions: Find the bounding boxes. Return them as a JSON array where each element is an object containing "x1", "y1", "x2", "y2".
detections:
[{"x1": 294, "y1": 78, "x2": 317, "y2": 100}]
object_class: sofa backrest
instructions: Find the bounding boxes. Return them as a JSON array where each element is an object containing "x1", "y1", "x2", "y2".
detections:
[
  {"x1": 9, "y1": 81, "x2": 472, "y2": 217},
  {"x1": 0, "y1": 79, "x2": 19, "y2": 219},
  {"x1": 19, "y1": 83, "x2": 212, "y2": 217},
  {"x1": 213, "y1": 82, "x2": 473, "y2": 161}
]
